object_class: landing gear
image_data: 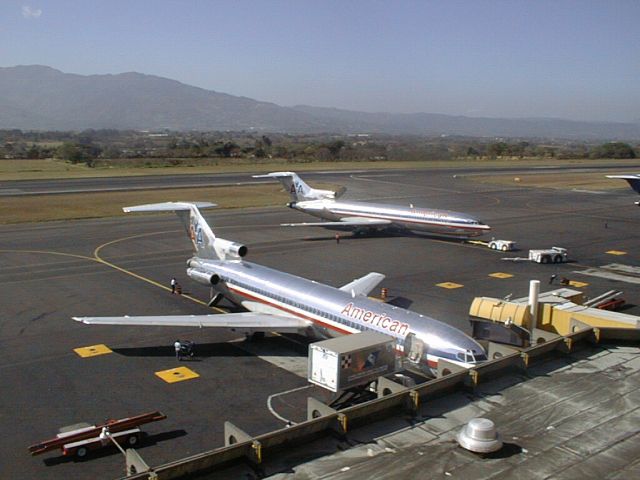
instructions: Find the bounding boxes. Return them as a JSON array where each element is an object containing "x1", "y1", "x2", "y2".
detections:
[{"x1": 208, "y1": 291, "x2": 224, "y2": 307}]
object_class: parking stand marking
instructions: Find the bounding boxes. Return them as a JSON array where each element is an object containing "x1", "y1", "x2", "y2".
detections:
[
  {"x1": 74, "y1": 344, "x2": 113, "y2": 358},
  {"x1": 155, "y1": 367, "x2": 200, "y2": 383},
  {"x1": 489, "y1": 272, "x2": 514, "y2": 279}
]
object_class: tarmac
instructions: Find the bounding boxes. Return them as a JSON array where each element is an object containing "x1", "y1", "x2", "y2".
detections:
[{"x1": 1, "y1": 167, "x2": 638, "y2": 479}]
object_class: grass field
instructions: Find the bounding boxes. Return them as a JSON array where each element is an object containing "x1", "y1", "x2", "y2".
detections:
[
  {"x1": 1, "y1": 158, "x2": 446, "y2": 180},
  {"x1": 3, "y1": 157, "x2": 638, "y2": 181},
  {"x1": 472, "y1": 171, "x2": 637, "y2": 190},
  {"x1": 0, "y1": 184, "x2": 291, "y2": 224}
]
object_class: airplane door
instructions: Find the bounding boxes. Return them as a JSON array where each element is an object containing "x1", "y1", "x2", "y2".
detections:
[{"x1": 405, "y1": 333, "x2": 425, "y2": 364}]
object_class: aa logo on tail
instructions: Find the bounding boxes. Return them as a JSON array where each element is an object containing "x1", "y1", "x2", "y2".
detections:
[
  {"x1": 189, "y1": 222, "x2": 204, "y2": 246},
  {"x1": 290, "y1": 183, "x2": 304, "y2": 194}
]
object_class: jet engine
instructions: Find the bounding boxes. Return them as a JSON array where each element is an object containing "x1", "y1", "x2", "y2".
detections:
[
  {"x1": 187, "y1": 268, "x2": 221, "y2": 286},
  {"x1": 213, "y1": 238, "x2": 248, "y2": 260}
]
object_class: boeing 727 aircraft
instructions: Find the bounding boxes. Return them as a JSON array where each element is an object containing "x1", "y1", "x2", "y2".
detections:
[
  {"x1": 253, "y1": 172, "x2": 491, "y2": 237},
  {"x1": 607, "y1": 174, "x2": 640, "y2": 206},
  {"x1": 74, "y1": 201, "x2": 487, "y2": 375}
]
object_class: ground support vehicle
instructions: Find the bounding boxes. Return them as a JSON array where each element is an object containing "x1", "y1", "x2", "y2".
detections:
[
  {"x1": 28, "y1": 411, "x2": 166, "y2": 458},
  {"x1": 468, "y1": 239, "x2": 517, "y2": 251},
  {"x1": 308, "y1": 331, "x2": 396, "y2": 393},
  {"x1": 488, "y1": 239, "x2": 517, "y2": 251},
  {"x1": 528, "y1": 247, "x2": 568, "y2": 264}
]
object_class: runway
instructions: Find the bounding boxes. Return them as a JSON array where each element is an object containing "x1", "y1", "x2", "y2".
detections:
[
  {"x1": 1, "y1": 167, "x2": 639, "y2": 478},
  {"x1": 1, "y1": 163, "x2": 637, "y2": 196}
]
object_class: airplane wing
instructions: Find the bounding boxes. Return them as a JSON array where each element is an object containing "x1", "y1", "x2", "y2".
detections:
[
  {"x1": 340, "y1": 272, "x2": 386, "y2": 296},
  {"x1": 606, "y1": 175, "x2": 640, "y2": 194},
  {"x1": 282, "y1": 217, "x2": 392, "y2": 227},
  {"x1": 73, "y1": 312, "x2": 310, "y2": 333}
]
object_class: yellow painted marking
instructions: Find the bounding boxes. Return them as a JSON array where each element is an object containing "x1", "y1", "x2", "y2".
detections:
[
  {"x1": 489, "y1": 272, "x2": 514, "y2": 279},
  {"x1": 74, "y1": 344, "x2": 113, "y2": 358},
  {"x1": 436, "y1": 282, "x2": 463, "y2": 289},
  {"x1": 568, "y1": 280, "x2": 589, "y2": 288},
  {"x1": 606, "y1": 250, "x2": 627, "y2": 256},
  {"x1": 93, "y1": 233, "x2": 226, "y2": 312},
  {"x1": 0, "y1": 249, "x2": 95, "y2": 261},
  {"x1": 155, "y1": 366, "x2": 200, "y2": 383}
]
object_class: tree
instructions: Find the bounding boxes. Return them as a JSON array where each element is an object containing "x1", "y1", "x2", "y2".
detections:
[
  {"x1": 487, "y1": 142, "x2": 508, "y2": 158},
  {"x1": 326, "y1": 140, "x2": 345, "y2": 159},
  {"x1": 590, "y1": 142, "x2": 636, "y2": 159},
  {"x1": 55, "y1": 142, "x2": 101, "y2": 166},
  {"x1": 215, "y1": 142, "x2": 239, "y2": 157},
  {"x1": 466, "y1": 146, "x2": 479, "y2": 156}
]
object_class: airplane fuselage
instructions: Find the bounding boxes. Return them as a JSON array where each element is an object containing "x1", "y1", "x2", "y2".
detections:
[
  {"x1": 190, "y1": 256, "x2": 487, "y2": 374},
  {"x1": 291, "y1": 199, "x2": 490, "y2": 237}
]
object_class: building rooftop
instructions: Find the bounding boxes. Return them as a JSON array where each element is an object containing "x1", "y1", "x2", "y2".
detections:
[{"x1": 260, "y1": 342, "x2": 640, "y2": 479}]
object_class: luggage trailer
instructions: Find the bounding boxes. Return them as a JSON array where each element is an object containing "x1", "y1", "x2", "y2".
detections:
[{"x1": 28, "y1": 411, "x2": 167, "y2": 458}]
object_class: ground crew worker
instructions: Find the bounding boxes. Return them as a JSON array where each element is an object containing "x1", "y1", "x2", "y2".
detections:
[
  {"x1": 335, "y1": 233, "x2": 340, "y2": 244},
  {"x1": 170, "y1": 277, "x2": 177, "y2": 294},
  {"x1": 174, "y1": 340, "x2": 182, "y2": 360},
  {"x1": 549, "y1": 274, "x2": 557, "y2": 284}
]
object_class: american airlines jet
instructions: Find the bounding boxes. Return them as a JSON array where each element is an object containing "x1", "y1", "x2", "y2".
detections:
[
  {"x1": 253, "y1": 172, "x2": 491, "y2": 237},
  {"x1": 74, "y1": 202, "x2": 487, "y2": 375},
  {"x1": 607, "y1": 174, "x2": 640, "y2": 206}
]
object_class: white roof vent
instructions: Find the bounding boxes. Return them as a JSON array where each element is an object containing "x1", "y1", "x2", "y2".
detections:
[{"x1": 457, "y1": 418, "x2": 503, "y2": 453}]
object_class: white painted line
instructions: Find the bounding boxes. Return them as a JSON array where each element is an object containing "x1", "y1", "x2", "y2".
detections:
[
  {"x1": 267, "y1": 385, "x2": 313, "y2": 425},
  {"x1": 575, "y1": 269, "x2": 640, "y2": 285}
]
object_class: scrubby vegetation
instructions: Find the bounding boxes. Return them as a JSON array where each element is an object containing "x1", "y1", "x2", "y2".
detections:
[{"x1": 1, "y1": 129, "x2": 637, "y2": 167}]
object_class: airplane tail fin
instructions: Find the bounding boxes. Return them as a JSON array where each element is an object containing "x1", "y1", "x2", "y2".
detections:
[
  {"x1": 123, "y1": 202, "x2": 247, "y2": 261},
  {"x1": 253, "y1": 171, "x2": 343, "y2": 202}
]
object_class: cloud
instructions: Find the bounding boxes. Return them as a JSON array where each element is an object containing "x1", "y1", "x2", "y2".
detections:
[{"x1": 22, "y1": 5, "x2": 42, "y2": 19}]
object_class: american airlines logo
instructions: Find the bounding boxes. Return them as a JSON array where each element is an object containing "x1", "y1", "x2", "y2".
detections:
[
  {"x1": 341, "y1": 303, "x2": 409, "y2": 336},
  {"x1": 290, "y1": 183, "x2": 304, "y2": 194},
  {"x1": 189, "y1": 221, "x2": 204, "y2": 246}
]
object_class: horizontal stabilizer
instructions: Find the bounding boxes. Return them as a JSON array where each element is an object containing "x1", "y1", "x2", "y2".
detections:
[
  {"x1": 252, "y1": 172, "x2": 295, "y2": 179},
  {"x1": 123, "y1": 202, "x2": 217, "y2": 213},
  {"x1": 73, "y1": 312, "x2": 310, "y2": 333},
  {"x1": 339, "y1": 272, "x2": 386, "y2": 297},
  {"x1": 282, "y1": 217, "x2": 392, "y2": 227}
]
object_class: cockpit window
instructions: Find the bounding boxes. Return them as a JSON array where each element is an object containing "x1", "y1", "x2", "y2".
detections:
[{"x1": 457, "y1": 350, "x2": 487, "y2": 363}]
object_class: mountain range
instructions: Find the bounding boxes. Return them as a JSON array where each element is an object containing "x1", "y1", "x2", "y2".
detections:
[{"x1": 1, "y1": 65, "x2": 638, "y2": 139}]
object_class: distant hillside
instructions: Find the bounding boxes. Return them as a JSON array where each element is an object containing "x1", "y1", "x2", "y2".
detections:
[
  {"x1": 292, "y1": 105, "x2": 640, "y2": 139},
  {"x1": 1, "y1": 65, "x2": 638, "y2": 139}
]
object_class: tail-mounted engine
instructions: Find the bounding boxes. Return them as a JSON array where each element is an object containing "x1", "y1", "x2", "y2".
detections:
[
  {"x1": 213, "y1": 237, "x2": 248, "y2": 260},
  {"x1": 187, "y1": 268, "x2": 221, "y2": 286}
]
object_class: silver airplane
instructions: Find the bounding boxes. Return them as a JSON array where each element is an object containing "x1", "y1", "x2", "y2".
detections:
[
  {"x1": 607, "y1": 174, "x2": 640, "y2": 206},
  {"x1": 73, "y1": 201, "x2": 487, "y2": 375},
  {"x1": 253, "y1": 171, "x2": 491, "y2": 237}
]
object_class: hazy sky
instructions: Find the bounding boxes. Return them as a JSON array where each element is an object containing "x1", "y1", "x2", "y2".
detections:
[{"x1": 2, "y1": 1, "x2": 639, "y2": 121}]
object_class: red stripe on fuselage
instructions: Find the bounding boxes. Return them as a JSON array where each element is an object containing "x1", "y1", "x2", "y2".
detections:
[
  {"x1": 227, "y1": 285, "x2": 355, "y2": 335},
  {"x1": 228, "y1": 284, "x2": 443, "y2": 372},
  {"x1": 329, "y1": 209, "x2": 488, "y2": 232}
]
